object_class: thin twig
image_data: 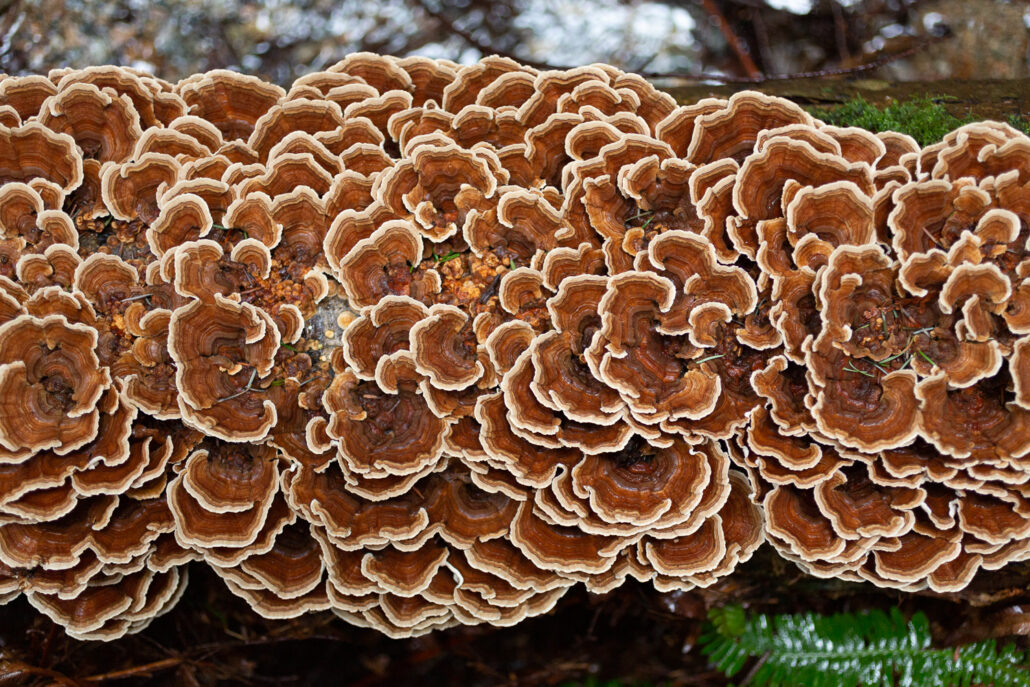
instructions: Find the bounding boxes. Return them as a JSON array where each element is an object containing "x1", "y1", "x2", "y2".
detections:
[
  {"x1": 922, "y1": 226, "x2": 943, "y2": 248},
  {"x1": 215, "y1": 368, "x2": 257, "y2": 404},
  {"x1": 411, "y1": 0, "x2": 556, "y2": 71},
  {"x1": 412, "y1": 0, "x2": 949, "y2": 84},
  {"x1": 879, "y1": 349, "x2": 909, "y2": 364},
  {"x1": 0, "y1": 660, "x2": 82, "y2": 687},
  {"x1": 82, "y1": 657, "x2": 185, "y2": 682},
  {"x1": 740, "y1": 651, "x2": 771, "y2": 687},
  {"x1": 844, "y1": 362, "x2": 875, "y2": 378},
  {"x1": 62, "y1": 633, "x2": 362, "y2": 685},
  {"x1": 641, "y1": 31, "x2": 951, "y2": 82},
  {"x1": 698, "y1": 0, "x2": 762, "y2": 79},
  {"x1": 750, "y1": 5, "x2": 773, "y2": 74},
  {"x1": 831, "y1": 0, "x2": 851, "y2": 64},
  {"x1": 39, "y1": 623, "x2": 57, "y2": 669}
]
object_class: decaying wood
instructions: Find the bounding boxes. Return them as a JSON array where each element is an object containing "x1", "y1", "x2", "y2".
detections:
[{"x1": 663, "y1": 78, "x2": 1030, "y2": 123}]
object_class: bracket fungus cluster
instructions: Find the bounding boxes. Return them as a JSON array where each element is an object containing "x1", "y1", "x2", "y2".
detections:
[{"x1": 1, "y1": 56, "x2": 1029, "y2": 640}]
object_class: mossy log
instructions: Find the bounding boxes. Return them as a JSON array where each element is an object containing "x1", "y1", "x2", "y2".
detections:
[
  {"x1": 4, "y1": 71, "x2": 1030, "y2": 686},
  {"x1": 663, "y1": 78, "x2": 1030, "y2": 124}
]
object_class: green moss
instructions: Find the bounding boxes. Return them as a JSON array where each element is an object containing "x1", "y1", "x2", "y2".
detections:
[
  {"x1": 809, "y1": 95, "x2": 976, "y2": 146},
  {"x1": 1007, "y1": 113, "x2": 1030, "y2": 137},
  {"x1": 807, "y1": 93, "x2": 1030, "y2": 148}
]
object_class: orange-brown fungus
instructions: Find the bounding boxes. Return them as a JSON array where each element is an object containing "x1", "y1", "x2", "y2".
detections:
[{"x1": 1, "y1": 57, "x2": 1028, "y2": 641}]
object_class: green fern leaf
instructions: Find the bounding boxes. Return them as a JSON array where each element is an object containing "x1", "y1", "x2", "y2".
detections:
[{"x1": 699, "y1": 605, "x2": 1030, "y2": 687}]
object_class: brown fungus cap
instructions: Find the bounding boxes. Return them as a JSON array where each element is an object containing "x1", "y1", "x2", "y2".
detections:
[
  {"x1": 411, "y1": 304, "x2": 485, "y2": 390},
  {"x1": 377, "y1": 140, "x2": 500, "y2": 243},
  {"x1": 688, "y1": 91, "x2": 813, "y2": 165},
  {"x1": 102, "y1": 153, "x2": 181, "y2": 223},
  {"x1": 168, "y1": 444, "x2": 280, "y2": 550},
  {"x1": 249, "y1": 99, "x2": 345, "y2": 163},
  {"x1": 37, "y1": 83, "x2": 142, "y2": 164},
  {"x1": 0, "y1": 75, "x2": 58, "y2": 121},
  {"x1": 0, "y1": 122, "x2": 83, "y2": 194},
  {"x1": 586, "y1": 270, "x2": 720, "y2": 424},
  {"x1": 28, "y1": 566, "x2": 187, "y2": 641},
  {"x1": 323, "y1": 363, "x2": 447, "y2": 479},
  {"x1": 342, "y1": 296, "x2": 428, "y2": 380},
  {"x1": 176, "y1": 70, "x2": 285, "y2": 141},
  {"x1": 57, "y1": 66, "x2": 186, "y2": 128},
  {"x1": 168, "y1": 297, "x2": 279, "y2": 442},
  {"x1": 336, "y1": 219, "x2": 435, "y2": 308},
  {"x1": 0, "y1": 314, "x2": 111, "y2": 457}
]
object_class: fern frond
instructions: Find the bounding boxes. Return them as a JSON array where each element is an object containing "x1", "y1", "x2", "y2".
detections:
[{"x1": 701, "y1": 605, "x2": 1030, "y2": 687}]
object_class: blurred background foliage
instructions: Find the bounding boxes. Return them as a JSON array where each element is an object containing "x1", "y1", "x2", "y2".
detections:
[{"x1": 0, "y1": 0, "x2": 1028, "y2": 85}]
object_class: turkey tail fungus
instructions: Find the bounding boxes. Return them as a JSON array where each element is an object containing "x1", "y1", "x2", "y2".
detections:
[{"x1": 0, "y1": 57, "x2": 1029, "y2": 640}]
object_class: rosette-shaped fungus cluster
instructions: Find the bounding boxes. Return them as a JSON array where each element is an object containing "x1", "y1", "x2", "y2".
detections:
[
  {"x1": 744, "y1": 118, "x2": 1030, "y2": 591},
  {"x1": 0, "y1": 56, "x2": 1026, "y2": 640}
]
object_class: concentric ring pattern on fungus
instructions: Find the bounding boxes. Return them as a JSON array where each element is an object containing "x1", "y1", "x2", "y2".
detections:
[{"x1": 1, "y1": 56, "x2": 1029, "y2": 640}]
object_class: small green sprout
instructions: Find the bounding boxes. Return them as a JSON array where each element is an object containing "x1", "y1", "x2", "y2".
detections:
[{"x1": 436, "y1": 250, "x2": 461, "y2": 263}]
